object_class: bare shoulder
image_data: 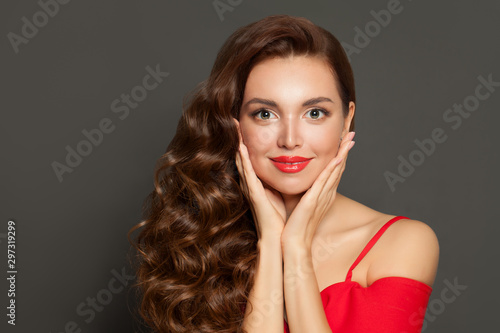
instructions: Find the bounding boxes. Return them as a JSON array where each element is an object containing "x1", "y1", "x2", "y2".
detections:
[{"x1": 367, "y1": 217, "x2": 440, "y2": 287}]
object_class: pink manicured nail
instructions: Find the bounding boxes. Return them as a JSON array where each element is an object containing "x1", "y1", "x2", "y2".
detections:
[{"x1": 348, "y1": 141, "x2": 355, "y2": 149}]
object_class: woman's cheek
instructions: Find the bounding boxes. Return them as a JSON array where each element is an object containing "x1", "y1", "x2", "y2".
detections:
[{"x1": 250, "y1": 127, "x2": 274, "y2": 146}]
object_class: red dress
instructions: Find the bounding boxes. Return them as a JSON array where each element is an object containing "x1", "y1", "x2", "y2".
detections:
[{"x1": 284, "y1": 216, "x2": 432, "y2": 333}]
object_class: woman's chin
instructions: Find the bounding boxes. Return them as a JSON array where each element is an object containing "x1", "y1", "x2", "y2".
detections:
[
  {"x1": 261, "y1": 179, "x2": 311, "y2": 197},
  {"x1": 279, "y1": 188, "x2": 308, "y2": 197}
]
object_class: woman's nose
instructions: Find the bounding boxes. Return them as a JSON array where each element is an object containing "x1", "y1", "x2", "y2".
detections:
[{"x1": 276, "y1": 117, "x2": 303, "y2": 150}]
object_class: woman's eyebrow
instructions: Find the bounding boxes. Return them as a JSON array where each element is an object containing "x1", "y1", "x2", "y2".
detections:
[{"x1": 243, "y1": 96, "x2": 334, "y2": 108}]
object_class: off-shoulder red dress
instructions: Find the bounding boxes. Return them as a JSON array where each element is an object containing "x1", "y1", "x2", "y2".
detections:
[{"x1": 283, "y1": 216, "x2": 432, "y2": 333}]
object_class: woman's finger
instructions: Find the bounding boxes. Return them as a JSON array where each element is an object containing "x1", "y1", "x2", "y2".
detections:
[
  {"x1": 235, "y1": 151, "x2": 249, "y2": 195},
  {"x1": 238, "y1": 141, "x2": 266, "y2": 199},
  {"x1": 322, "y1": 132, "x2": 355, "y2": 195},
  {"x1": 236, "y1": 149, "x2": 261, "y2": 227}
]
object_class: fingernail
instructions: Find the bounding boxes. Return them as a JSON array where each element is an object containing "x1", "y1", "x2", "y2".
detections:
[
  {"x1": 348, "y1": 141, "x2": 355, "y2": 149},
  {"x1": 336, "y1": 157, "x2": 344, "y2": 165}
]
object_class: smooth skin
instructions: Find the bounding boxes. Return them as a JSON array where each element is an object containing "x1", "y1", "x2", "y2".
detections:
[{"x1": 234, "y1": 55, "x2": 439, "y2": 333}]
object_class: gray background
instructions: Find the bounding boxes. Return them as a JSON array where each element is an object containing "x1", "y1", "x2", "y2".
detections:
[{"x1": 1, "y1": 0, "x2": 499, "y2": 332}]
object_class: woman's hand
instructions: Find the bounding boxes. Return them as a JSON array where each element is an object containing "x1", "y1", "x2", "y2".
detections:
[
  {"x1": 234, "y1": 120, "x2": 286, "y2": 240},
  {"x1": 281, "y1": 131, "x2": 356, "y2": 251}
]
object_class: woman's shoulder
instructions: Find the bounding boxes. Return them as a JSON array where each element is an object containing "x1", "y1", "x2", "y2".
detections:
[
  {"x1": 337, "y1": 195, "x2": 440, "y2": 287},
  {"x1": 366, "y1": 215, "x2": 440, "y2": 288}
]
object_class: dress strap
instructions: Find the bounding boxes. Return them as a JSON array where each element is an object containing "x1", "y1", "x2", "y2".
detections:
[{"x1": 345, "y1": 216, "x2": 410, "y2": 281}]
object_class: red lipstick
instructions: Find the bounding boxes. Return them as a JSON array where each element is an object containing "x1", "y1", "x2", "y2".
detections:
[{"x1": 270, "y1": 156, "x2": 312, "y2": 173}]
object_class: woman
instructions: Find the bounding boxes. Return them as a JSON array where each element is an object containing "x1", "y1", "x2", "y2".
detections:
[{"x1": 129, "y1": 14, "x2": 439, "y2": 333}]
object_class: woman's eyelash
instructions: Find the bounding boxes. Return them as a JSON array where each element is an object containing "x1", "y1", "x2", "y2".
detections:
[{"x1": 250, "y1": 108, "x2": 331, "y2": 119}]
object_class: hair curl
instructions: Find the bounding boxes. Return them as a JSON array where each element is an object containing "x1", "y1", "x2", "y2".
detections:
[{"x1": 128, "y1": 14, "x2": 356, "y2": 333}]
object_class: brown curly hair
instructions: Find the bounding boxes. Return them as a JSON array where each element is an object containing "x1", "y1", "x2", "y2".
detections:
[{"x1": 128, "y1": 14, "x2": 356, "y2": 333}]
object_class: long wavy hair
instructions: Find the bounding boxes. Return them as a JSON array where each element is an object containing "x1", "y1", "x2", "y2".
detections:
[{"x1": 128, "y1": 14, "x2": 356, "y2": 333}]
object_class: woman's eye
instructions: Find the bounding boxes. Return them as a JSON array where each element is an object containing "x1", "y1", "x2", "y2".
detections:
[
  {"x1": 253, "y1": 109, "x2": 276, "y2": 120},
  {"x1": 306, "y1": 108, "x2": 328, "y2": 119}
]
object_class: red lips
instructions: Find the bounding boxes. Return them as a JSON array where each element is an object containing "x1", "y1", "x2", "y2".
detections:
[{"x1": 270, "y1": 156, "x2": 313, "y2": 173}]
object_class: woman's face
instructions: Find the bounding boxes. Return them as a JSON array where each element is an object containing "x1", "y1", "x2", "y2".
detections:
[{"x1": 237, "y1": 55, "x2": 355, "y2": 195}]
